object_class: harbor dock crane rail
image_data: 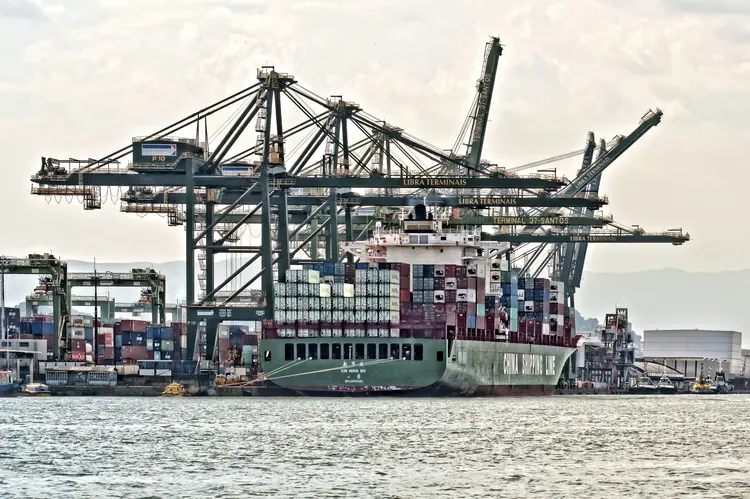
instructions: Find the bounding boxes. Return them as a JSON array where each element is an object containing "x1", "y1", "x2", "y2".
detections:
[{"x1": 29, "y1": 37, "x2": 689, "y2": 362}]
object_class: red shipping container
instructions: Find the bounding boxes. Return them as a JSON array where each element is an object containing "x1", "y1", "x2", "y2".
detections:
[
  {"x1": 71, "y1": 339, "x2": 86, "y2": 351},
  {"x1": 400, "y1": 275, "x2": 410, "y2": 290},
  {"x1": 70, "y1": 351, "x2": 85, "y2": 361},
  {"x1": 99, "y1": 347, "x2": 115, "y2": 360},
  {"x1": 468, "y1": 277, "x2": 477, "y2": 289},
  {"x1": 400, "y1": 264, "x2": 411, "y2": 277},
  {"x1": 120, "y1": 320, "x2": 148, "y2": 333},
  {"x1": 399, "y1": 289, "x2": 411, "y2": 302},
  {"x1": 121, "y1": 345, "x2": 148, "y2": 361},
  {"x1": 445, "y1": 265, "x2": 456, "y2": 277}
]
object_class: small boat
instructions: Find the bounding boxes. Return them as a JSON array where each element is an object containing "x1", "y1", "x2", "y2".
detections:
[
  {"x1": 689, "y1": 374, "x2": 715, "y2": 394},
  {"x1": 161, "y1": 382, "x2": 187, "y2": 397},
  {"x1": 21, "y1": 383, "x2": 51, "y2": 396},
  {"x1": 713, "y1": 370, "x2": 733, "y2": 394},
  {"x1": 629, "y1": 374, "x2": 658, "y2": 394},
  {"x1": 0, "y1": 370, "x2": 22, "y2": 397},
  {"x1": 656, "y1": 374, "x2": 678, "y2": 395}
]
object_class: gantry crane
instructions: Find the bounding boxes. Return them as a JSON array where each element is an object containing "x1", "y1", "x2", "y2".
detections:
[
  {"x1": 28, "y1": 39, "x2": 689, "y2": 363},
  {"x1": 1, "y1": 254, "x2": 70, "y2": 359}
]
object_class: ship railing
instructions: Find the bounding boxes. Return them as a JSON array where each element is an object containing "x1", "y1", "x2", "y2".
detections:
[{"x1": 131, "y1": 135, "x2": 199, "y2": 146}]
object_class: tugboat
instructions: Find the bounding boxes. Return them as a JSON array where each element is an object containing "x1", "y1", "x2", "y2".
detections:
[
  {"x1": 629, "y1": 374, "x2": 659, "y2": 394},
  {"x1": 656, "y1": 373, "x2": 678, "y2": 395},
  {"x1": 689, "y1": 374, "x2": 715, "y2": 394},
  {"x1": 161, "y1": 382, "x2": 187, "y2": 397},
  {"x1": 0, "y1": 370, "x2": 22, "y2": 396},
  {"x1": 713, "y1": 369, "x2": 733, "y2": 394}
]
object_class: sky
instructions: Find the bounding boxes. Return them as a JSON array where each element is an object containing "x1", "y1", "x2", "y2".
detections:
[{"x1": 1, "y1": 0, "x2": 749, "y2": 274}]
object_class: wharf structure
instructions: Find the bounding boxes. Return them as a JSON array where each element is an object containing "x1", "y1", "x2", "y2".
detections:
[{"x1": 23, "y1": 36, "x2": 689, "y2": 378}]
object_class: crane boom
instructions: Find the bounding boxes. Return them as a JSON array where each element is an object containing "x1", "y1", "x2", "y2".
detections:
[{"x1": 466, "y1": 36, "x2": 503, "y2": 171}]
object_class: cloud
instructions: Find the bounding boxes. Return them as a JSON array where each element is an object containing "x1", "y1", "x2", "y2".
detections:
[
  {"x1": 0, "y1": 0, "x2": 747, "y2": 276},
  {"x1": 0, "y1": 0, "x2": 47, "y2": 19}
]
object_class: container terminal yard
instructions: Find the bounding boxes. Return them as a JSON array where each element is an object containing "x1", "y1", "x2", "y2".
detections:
[{"x1": 0, "y1": 36, "x2": 704, "y2": 396}]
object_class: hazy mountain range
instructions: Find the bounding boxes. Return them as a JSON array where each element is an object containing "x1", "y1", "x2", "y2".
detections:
[{"x1": 3, "y1": 260, "x2": 747, "y2": 346}]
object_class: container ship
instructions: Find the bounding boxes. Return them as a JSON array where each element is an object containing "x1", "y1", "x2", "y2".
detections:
[{"x1": 260, "y1": 204, "x2": 580, "y2": 396}]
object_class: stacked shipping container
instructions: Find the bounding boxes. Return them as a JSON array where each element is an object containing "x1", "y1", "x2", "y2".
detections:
[{"x1": 265, "y1": 259, "x2": 577, "y2": 347}]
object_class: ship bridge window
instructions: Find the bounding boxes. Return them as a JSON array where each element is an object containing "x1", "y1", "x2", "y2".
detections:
[
  {"x1": 308, "y1": 344, "x2": 318, "y2": 360},
  {"x1": 366, "y1": 343, "x2": 376, "y2": 360},
  {"x1": 284, "y1": 344, "x2": 294, "y2": 361},
  {"x1": 402, "y1": 344, "x2": 412, "y2": 360},
  {"x1": 378, "y1": 344, "x2": 388, "y2": 360},
  {"x1": 414, "y1": 344, "x2": 423, "y2": 361},
  {"x1": 296, "y1": 343, "x2": 306, "y2": 360},
  {"x1": 332, "y1": 343, "x2": 342, "y2": 360},
  {"x1": 419, "y1": 235, "x2": 428, "y2": 244},
  {"x1": 437, "y1": 351, "x2": 444, "y2": 362},
  {"x1": 390, "y1": 344, "x2": 400, "y2": 359},
  {"x1": 344, "y1": 343, "x2": 353, "y2": 360},
  {"x1": 355, "y1": 344, "x2": 365, "y2": 360},
  {"x1": 320, "y1": 343, "x2": 330, "y2": 360},
  {"x1": 409, "y1": 235, "x2": 418, "y2": 244}
]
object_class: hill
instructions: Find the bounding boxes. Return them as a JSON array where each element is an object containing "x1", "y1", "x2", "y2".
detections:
[{"x1": 4, "y1": 262, "x2": 746, "y2": 345}]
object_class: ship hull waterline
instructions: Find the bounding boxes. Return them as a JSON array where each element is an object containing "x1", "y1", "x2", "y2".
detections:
[{"x1": 259, "y1": 338, "x2": 575, "y2": 397}]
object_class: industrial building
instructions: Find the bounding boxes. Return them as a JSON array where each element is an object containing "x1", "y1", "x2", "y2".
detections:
[{"x1": 643, "y1": 329, "x2": 743, "y2": 379}]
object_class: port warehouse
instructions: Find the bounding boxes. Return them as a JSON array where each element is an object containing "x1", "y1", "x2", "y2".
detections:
[{"x1": 642, "y1": 329, "x2": 745, "y2": 378}]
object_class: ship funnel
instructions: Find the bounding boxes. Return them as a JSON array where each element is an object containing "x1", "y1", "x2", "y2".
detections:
[{"x1": 414, "y1": 204, "x2": 427, "y2": 221}]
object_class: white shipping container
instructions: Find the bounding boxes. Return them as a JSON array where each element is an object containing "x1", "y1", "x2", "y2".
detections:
[
  {"x1": 70, "y1": 315, "x2": 85, "y2": 328},
  {"x1": 99, "y1": 326, "x2": 114, "y2": 335},
  {"x1": 274, "y1": 283, "x2": 285, "y2": 297},
  {"x1": 70, "y1": 327, "x2": 85, "y2": 340},
  {"x1": 549, "y1": 292, "x2": 560, "y2": 304},
  {"x1": 367, "y1": 311, "x2": 379, "y2": 322},
  {"x1": 517, "y1": 289, "x2": 525, "y2": 301},
  {"x1": 377, "y1": 328, "x2": 387, "y2": 338},
  {"x1": 343, "y1": 297, "x2": 355, "y2": 310},
  {"x1": 433, "y1": 291, "x2": 445, "y2": 303},
  {"x1": 524, "y1": 301, "x2": 534, "y2": 312},
  {"x1": 456, "y1": 289, "x2": 468, "y2": 302},
  {"x1": 367, "y1": 328, "x2": 379, "y2": 337},
  {"x1": 489, "y1": 282, "x2": 502, "y2": 294},
  {"x1": 389, "y1": 328, "x2": 400, "y2": 338},
  {"x1": 355, "y1": 311, "x2": 366, "y2": 322},
  {"x1": 379, "y1": 269, "x2": 390, "y2": 282},
  {"x1": 355, "y1": 269, "x2": 367, "y2": 283},
  {"x1": 379, "y1": 284, "x2": 390, "y2": 296},
  {"x1": 389, "y1": 284, "x2": 400, "y2": 296},
  {"x1": 489, "y1": 271, "x2": 502, "y2": 282},
  {"x1": 343, "y1": 283, "x2": 355, "y2": 298},
  {"x1": 467, "y1": 289, "x2": 477, "y2": 303},
  {"x1": 309, "y1": 311, "x2": 321, "y2": 322},
  {"x1": 332, "y1": 328, "x2": 343, "y2": 337},
  {"x1": 389, "y1": 311, "x2": 400, "y2": 323},
  {"x1": 378, "y1": 311, "x2": 389, "y2": 322},
  {"x1": 542, "y1": 323, "x2": 550, "y2": 335},
  {"x1": 476, "y1": 263, "x2": 486, "y2": 278},
  {"x1": 368, "y1": 269, "x2": 380, "y2": 283},
  {"x1": 321, "y1": 328, "x2": 333, "y2": 337},
  {"x1": 180, "y1": 335, "x2": 187, "y2": 349},
  {"x1": 298, "y1": 329, "x2": 309, "y2": 338},
  {"x1": 320, "y1": 283, "x2": 332, "y2": 298},
  {"x1": 379, "y1": 297, "x2": 389, "y2": 310},
  {"x1": 389, "y1": 270, "x2": 400, "y2": 284},
  {"x1": 321, "y1": 310, "x2": 332, "y2": 323},
  {"x1": 306, "y1": 270, "x2": 321, "y2": 284},
  {"x1": 434, "y1": 264, "x2": 445, "y2": 277},
  {"x1": 467, "y1": 264, "x2": 478, "y2": 277},
  {"x1": 389, "y1": 297, "x2": 400, "y2": 311},
  {"x1": 445, "y1": 277, "x2": 457, "y2": 290},
  {"x1": 367, "y1": 283, "x2": 378, "y2": 296},
  {"x1": 344, "y1": 311, "x2": 355, "y2": 322}
]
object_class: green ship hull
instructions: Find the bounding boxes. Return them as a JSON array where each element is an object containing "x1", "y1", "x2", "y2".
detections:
[{"x1": 259, "y1": 337, "x2": 575, "y2": 396}]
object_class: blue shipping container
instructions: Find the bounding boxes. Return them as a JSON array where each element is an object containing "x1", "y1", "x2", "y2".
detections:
[
  {"x1": 146, "y1": 327, "x2": 158, "y2": 339},
  {"x1": 30, "y1": 322, "x2": 43, "y2": 335},
  {"x1": 41, "y1": 322, "x2": 55, "y2": 336},
  {"x1": 122, "y1": 332, "x2": 147, "y2": 347},
  {"x1": 468, "y1": 316, "x2": 477, "y2": 329},
  {"x1": 115, "y1": 334, "x2": 123, "y2": 348},
  {"x1": 84, "y1": 327, "x2": 94, "y2": 341},
  {"x1": 159, "y1": 328, "x2": 173, "y2": 341},
  {"x1": 20, "y1": 322, "x2": 32, "y2": 334}
]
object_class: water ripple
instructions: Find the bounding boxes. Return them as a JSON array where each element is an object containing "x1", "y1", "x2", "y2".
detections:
[{"x1": 0, "y1": 395, "x2": 749, "y2": 498}]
